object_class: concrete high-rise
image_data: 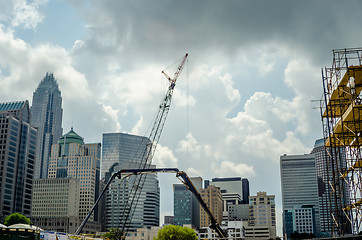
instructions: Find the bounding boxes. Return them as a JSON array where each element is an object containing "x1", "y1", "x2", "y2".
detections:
[
  {"x1": 31, "y1": 178, "x2": 80, "y2": 233},
  {"x1": 102, "y1": 133, "x2": 160, "y2": 231},
  {"x1": 280, "y1": 154, "x2": 321, "y2": 238},
  {"x1": 173, "y1": 177, "x2": 202, "y2": 228},
  {"x1": 199, "y1": 185, "x2": 223, "y2": 228},
  {"x1": 248, "y1": 191, "x2": 276, "y2": 238},
  {"x1": 311, "y1": 139, "x2": 351, "y2": 235},
  {"x1": 31, "y1": 73, "x2": 63, "y2": 179},
  {"x1": 0, "y1": 101, "x2": 37, "y2": 221},
  {"x1": 32, "y1": 128, "x2": 101, "y2": 233}
]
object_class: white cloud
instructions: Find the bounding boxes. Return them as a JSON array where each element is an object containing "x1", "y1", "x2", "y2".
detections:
[
  {"x1": 153, "y1": 144, "x2": 178, "y2": 168},
  {"x1": 212, "y1": 161, "x2": 255, "y2": 178},
  {"x1": 131, "y1": 116, "x2": 144, "y2": 135},
  {"x1": 187, "y1": 167, "x2": 203, "y2": 178},
  {"x1": 101, "y1": 104, "x2": 121, "y2": 132},
  {"x1": 11, "y1": 0, "x2": 48, "y2": 29},
  {"x1": 219, "y1": 73, "x2": 241, "y2": 103}
]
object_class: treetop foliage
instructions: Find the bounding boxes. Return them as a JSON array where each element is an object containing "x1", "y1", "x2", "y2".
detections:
[
  {"x1": 4, "y1": 213, "x2": 31, "y2": 226},
  {"x1": 154, "y1": 225, "x2": 197, "y2": 240}
]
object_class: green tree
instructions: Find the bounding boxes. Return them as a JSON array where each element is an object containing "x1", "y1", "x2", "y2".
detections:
[
  {"x1": 102, "y1": 228, "x2": 124, "y2": 240},
  {"x1": 4, "y1": 213, "x2": 31, "y2": 226},
  {"x1": 154, "y1": 225, "x2": 197, "y2": 240}
]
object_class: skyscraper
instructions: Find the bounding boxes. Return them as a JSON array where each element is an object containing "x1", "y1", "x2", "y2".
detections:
[
  {"x1": 280, "y1": 154, "x2": 321, "y2": 238},
  {"x1": 32, "y1": 128, "x2": 101, "y2": 233},
  {"x1": 105, "y1": 162, "x2": 160, "y2": 231},
  {"x1": 311, "y1": 138, "x2": 351, "y2": 235},
  {"x1": 31, "y1": 73, "x2": 63, "y2": 179},
  {"x1": 199, "y1": 185, "x2": 223, "y2": 228},
  {"x1": 173, "y1": 177, "x2": 202, "y2": 228},
  {"x1": 101, "y1": 133, "x2": 149, "y2": 178},
  {"x1": 102, "y1": 133, "x2": 160, "y2": 231},
  {"x1": 248, "y1": 191, "x2": 276, "y2": 238},
  {"x1": 0, "y1": 101, "x2": 37, "y2": 221}
]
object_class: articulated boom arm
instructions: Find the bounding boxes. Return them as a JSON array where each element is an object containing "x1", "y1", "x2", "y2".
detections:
[
  {"x1": 76, "y1": 167, "x2": 226, "y2": 238},
  {"x1": 176, "y1": 171, "x2": 227, "y2": 239}
]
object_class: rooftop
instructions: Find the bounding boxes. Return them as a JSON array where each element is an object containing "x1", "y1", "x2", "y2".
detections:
[
  {"x1": 58, "y1": 127, "x2": 84, "y2": 145},
  {"x1": 0, "y1": 101, "x2": 27, "y2": 112}
]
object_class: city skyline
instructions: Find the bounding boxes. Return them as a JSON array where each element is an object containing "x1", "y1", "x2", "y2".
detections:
[{"x1": 1, "y1": 0, "x2": 362, "y2": 236}]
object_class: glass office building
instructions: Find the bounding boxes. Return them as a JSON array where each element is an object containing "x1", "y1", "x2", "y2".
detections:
[
  {"x1": 311, "y1": 139, "x2": 351, "y2": 235},
  {"x1": 101, "y1": 133, "x2": 150, "y2": 179},
  {"x1": 102, "y1": 133, "x2": 159, "y2": 231},
  {"x1": 104, "y1": 162, "x2": 160, "y2": 231},
  {"x1": 173, "y1": 177, "x2": 202, "y2": 228},
  {"x1": 280, "y1": 154, "x2": 321, "y2": 237},
  {"x1": 31, "y1": 73, "x2": 63, "y2": 179},
  {"x1": 0, "y1": 101, "x2": 37, "y2": 221}
]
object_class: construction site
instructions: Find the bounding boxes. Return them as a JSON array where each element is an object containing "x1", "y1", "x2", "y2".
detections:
[{"x1": 320, "y1": 48, "x2": 362, "y2": 235}]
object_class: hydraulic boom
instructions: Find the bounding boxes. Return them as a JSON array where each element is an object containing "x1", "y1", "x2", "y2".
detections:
[{"x1": 75, "y1": 168, "x2": 227, "y2": 238}]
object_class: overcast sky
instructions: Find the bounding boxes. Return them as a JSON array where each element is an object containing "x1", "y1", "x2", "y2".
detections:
[{"x1": 1, "y1": 0, "x2": 362, "y2": 235}]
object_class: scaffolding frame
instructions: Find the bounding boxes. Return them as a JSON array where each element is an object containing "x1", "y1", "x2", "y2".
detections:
[{"x1": 320, "y1": 48, "x2": 362, "y2": 235}]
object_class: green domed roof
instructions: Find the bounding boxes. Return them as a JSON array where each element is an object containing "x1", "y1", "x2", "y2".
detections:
[{"x1": 58, "y1": 127, "x2": 84, "y2": 145}]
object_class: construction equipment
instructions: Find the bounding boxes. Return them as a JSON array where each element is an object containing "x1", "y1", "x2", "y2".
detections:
[
  {"x1": 76, "y1": 168, "x2": 227, "y2": 239},
  {"x1": 75, "y1": 53, "x2": 188, "y2": 235}
]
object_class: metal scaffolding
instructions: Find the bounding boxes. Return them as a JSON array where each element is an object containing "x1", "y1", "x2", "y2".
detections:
[{"x1": 320, "y1": 48, "x2": 362, "y2": 235}]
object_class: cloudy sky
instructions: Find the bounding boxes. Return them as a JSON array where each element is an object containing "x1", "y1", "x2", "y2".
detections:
[{"x1": 1, "y1": 0, "x2": 362, "y2": 235}]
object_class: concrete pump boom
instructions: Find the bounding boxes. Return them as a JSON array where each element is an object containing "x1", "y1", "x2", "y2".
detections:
[{"x1": 75, "y1": 168, "x2": 227, "y2": 239}]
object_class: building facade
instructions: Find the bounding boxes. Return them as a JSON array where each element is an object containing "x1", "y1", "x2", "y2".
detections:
[
  {"x1": 31, "y1": 73, "x2": 63, "y2": 179},
  {"x1": 248, "y1": 191, "x2": 276, "y2": 238},
  {"x1": 199, "y1": 185, "x2": 223, "y2": 228},
  {"x1": 32, "y1": 128, "x2": 101, "y2": 233},
  {"x1": 173, "y1": 177, "x2": 202, "y2": 228},
  {"x1": 0, "y1": 101, "x2": 37, "y2": 222},
  {"x1": 102, "y1": 133, "x2": 160, "y2": 232},
  {"x1": 228, "y1": 204, "x2": 250, "y2": 221},
  {"x1": 31, "y1": 178, "x2": 80, "y2": 233},
  {"x1": 311, "y1": 138, "x2": 351, "y2": 235},
  {"x1": 105, "y1": 162, "x2": 160, "y2": 231},
  {"x1": 101, "y1": 133, "x2": 149, "y2": 179},
  {"x1": 164, "y1": 216, "x2": 174, "y2": 225},
  {"x1": 280, "y1": 154, "x2": 321, "y2": 238},
  {"x1": 205, "y1": 177, "x2": 249, "y2": 222},
  {"x1": 200, "y1": 221, "x2": 246, "y2": 240}
]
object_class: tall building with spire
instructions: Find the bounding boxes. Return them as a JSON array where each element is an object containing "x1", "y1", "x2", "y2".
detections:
[{"x1": 31, "y1": 73, "x2": 63, "y2": 179}]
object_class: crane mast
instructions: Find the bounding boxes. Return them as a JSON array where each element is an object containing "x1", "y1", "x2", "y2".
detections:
[
  {"x1": 75, "y1": 54, "x2": 188, "y2": 235},
  {"x1": 120, "y1": 53, "x2": 188, "y2": 233}
]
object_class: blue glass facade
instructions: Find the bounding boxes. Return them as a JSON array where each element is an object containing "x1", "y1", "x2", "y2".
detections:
[
  {"x1": 101, "y1": 133, "x2": 149, "y2": 179},
  {"x1": 102, "y1": 133, "x2": 159, "y2": 231},
  {"x1": 280, "y1": 154, "x2": 321, "y2": 237},
  {"x1": 173, "y1": 177, "x2": 202, "y2": 228},
  {"x1": 31, "y1": 73, "x2": 63, "y2": 179},
  {"x1": 173, "y1": 184, "x2": 193, "y2": 226},
  {"x1": 0, "y1": 101, "x2": 37, "y2": 221}
]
